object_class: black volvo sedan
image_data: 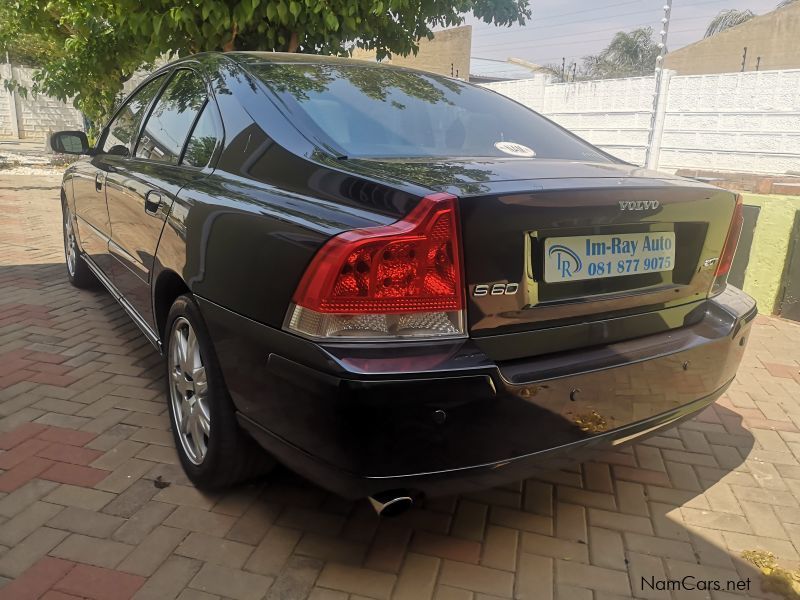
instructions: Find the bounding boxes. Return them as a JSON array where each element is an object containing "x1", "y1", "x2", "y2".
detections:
[{"x1": 52, "y1": 52, "x2": 755, "y2": 514}]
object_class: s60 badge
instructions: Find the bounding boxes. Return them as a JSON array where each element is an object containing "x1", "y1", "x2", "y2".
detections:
[{"x1": 473, "y1": 283, "x2": 519, "y2": 297}]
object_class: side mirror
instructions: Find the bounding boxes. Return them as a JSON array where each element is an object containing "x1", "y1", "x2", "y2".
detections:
[{"x1": 50, "y1": 131, "x2": 91, "y2": 155}]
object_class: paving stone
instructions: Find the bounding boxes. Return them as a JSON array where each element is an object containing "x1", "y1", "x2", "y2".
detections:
[
  {"x1": 46, "y1": 506, "x2": 125, "y2": 538},
  {"x1": 523, "y1": 480, "x2": 554, "y2": 517},
  {"x1": 721, "y1": 530, "x2": 799, "y2": 560},
  {"x1": 555, "y1": 560, "x2": 630, "y2": 596},
  {"x1": 164, "y1": 505, "x2": 236, "y2": 537},
  {"x1": 393, "y1": 553, "x2": 439, "y2": 600},
  {"x1": 176, "y1": 589, "x2": 220, "y2": 600},
  {"x1": 0, "y1": 527, "x2": 69, "y2": 578},
  {"x1": 0, "y1": 556, "x2": 74, "y2": 600},
  {"x1": 588, "y1": 508, "x2": 654, "y2": 535},
  {"x1": 94, "y1": 457, "x2": 154, "y2": 494},
  {"x1": 102, "y1": 478, "x2": 160, "y2": 518},
  {"x1": 265, "y1": 555, "x2": 322, "y2": 600},
  {"x1": 117, "y1": 525, "x2": 188, "y2": 576},
  {"x1": 0, "y1": 456, "x2": 55, "y2": 493},
  {"x1": 55, "y1": 563, "x2": 145, "y2": 600},
  {"x1": 519, "y1": 532, "x2": 589, "y2": 563},
  {"x1": 489, "y1": 506, "x2": 551, "y2": 535},
  {"x1": 40, "y1": 462, "x2": 110, "y2": 487},
  {"x1": 91, "y1": 440, "x2": 146, "y2": 471},
  {"x1": 0, "y1": 479, "x2": 58, "y2": 518},
  {"x1": 515, "y1": 553, "x2": 552, "y2": 600},
  {"x1": 555, "y1": 503, "x2": 587, "y2": 543},
  {"x1": 190, "y1": 562, "x2": 274, "y2": 600},
  {"x1": 245, "y1": 525, "x2": 302, "y2": 576},
  {"x1": 364, "y1": 522, "x2": 412, "y2": 573},
  {"x1": 0, "y1": 500, "x2": 63, "y2": 547},
  {"x1": 50, "y1": 533, "x2": 134, "y2": 568},
  {"x1": 276, "y1": 507, "x2": 346, "y2": 537},
  {"x1": 294, "y1": 533, "x2": 367, "y2": 565},
  {"x1": 438, "y1": 560, "x2": 514, "y2": 597},
  {"x1": 623, "y1": 532, "x2": 695, "y2": 562},
  {"x1": 315, "y1": 563, "x2": 397, "y2": 600},
  {"x1": 481, "y1": 525, "x2": 518, "y2": 572},
  {"x1": 175, "y1": 532, "x2": 255, "y2": 569},
  {"x1": 411, "y1": 531, "x2": 482, "y2": 563},
  {"x1": 588, "y1": 527, "x2": 626, "y2": 570},
  {"x1": 112, "y1": 501, "x2": 176, "y2": 545},
  {"x1": 681, "y1": 507, "x2": 752, "y2": 534},
  {"x1": 226, "y1": 500, "x2": 281, "y2": 545},
  {"x1": 153, "y1": 484, "x2": 218, "y2": 510},
  {"x1": 625, "y1": 552, "x2": 667, "y2": 600},
  {"x1": 451, "y1": 499, "x2": 488, "y2": 541},
  {"x1": 135, "y1": 444, "x2": 179, "y2": 465},
  {"x1": 43, "y1": 484, "x2": 115, "y2": 511},
  {"x1": 211, "y1": 485, "x2": 261, "y2": 517}
]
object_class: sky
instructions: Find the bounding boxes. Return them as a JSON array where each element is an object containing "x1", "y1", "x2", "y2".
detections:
[{"x1": 462, "y1": 0, "x2": 779, "y2": 68}]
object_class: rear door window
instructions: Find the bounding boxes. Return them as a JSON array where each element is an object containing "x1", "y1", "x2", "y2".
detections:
[
  {"x1": 135, "y1": 69, "x2": 207, "y2": 164},
  {"x1": 101, "y1": 75, "x2": 165, "y2": 157}
]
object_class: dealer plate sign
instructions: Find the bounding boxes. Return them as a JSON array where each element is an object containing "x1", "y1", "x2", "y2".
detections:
[{"x1": 543, "y1": 232, "x2": 676, "y2": 283}]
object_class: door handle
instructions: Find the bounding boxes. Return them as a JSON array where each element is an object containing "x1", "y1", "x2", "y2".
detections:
[
  {"x1": 144, "y1": 191, "x2": 162, "y2": 216},
  {"x1": 95, "y1": 172, "x2": 104, "y2": 192}
]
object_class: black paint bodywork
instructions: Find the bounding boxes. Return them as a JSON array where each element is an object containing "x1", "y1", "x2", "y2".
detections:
[{"x1": 61, "y1": 53, "x2": 756, "y2": 498}]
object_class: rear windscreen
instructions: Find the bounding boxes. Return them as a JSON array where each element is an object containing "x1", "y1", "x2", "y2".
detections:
[{"x1": 248, "y1": 62, "x2": 613, "y2": 162}]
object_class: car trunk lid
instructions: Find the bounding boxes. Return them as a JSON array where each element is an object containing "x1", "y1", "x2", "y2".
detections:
[{"x1": 343, "y1": 158, "x2": 737, "y2": 360}]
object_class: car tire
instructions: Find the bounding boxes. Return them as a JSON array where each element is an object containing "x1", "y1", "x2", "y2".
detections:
[
  {"x1": 165, "y1": 294, "x2": 276, "y2": 489},
  {"x1": 62, "y1": 200, "x2": 96, "y2": 289}
]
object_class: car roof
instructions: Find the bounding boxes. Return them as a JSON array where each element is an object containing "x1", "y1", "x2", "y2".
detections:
[
  {"x1": 181, "y1": 50, "x2": 453, "y2": 80},
  {"x1": 226, "y1": 51, "x2": 391, "y2": 68}
]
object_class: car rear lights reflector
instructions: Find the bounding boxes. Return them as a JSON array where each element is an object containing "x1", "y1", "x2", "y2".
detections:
[
  {"x1": 715, "y1": 194, "x2": 744, "y2": 279},
  {"x1": 710, "y1": 194, "x2": 744, "y2": 295},
  {"x1": 285, "y1": 193, "x2": 466, "y2": 340}
]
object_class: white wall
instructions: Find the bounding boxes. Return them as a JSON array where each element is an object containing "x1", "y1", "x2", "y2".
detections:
[
  {"x1": 482, "y1": 68, "x2": 800, "y2": 175},
  {"x1": 659, "y1": 70, "x2": 800, "y2": 174},
  {"x1": 0, "y1": 64, "x2": 16, "y2": 137},
  {"x1": 0, "y1": 64, "x2": 84, "y2": 139}
]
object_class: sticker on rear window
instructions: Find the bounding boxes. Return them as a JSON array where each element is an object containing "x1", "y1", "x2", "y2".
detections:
[{"x1": 494, "y1": 142, "x2": 536, "y2": 157}]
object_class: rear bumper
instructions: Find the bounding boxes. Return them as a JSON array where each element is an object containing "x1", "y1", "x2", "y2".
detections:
[{"x1": 199, "y1": 286, "x2": 756, "y2": 498}]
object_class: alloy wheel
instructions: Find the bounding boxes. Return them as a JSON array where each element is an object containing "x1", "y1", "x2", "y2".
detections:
[
  {"x1": 64, "y1": 210, "x2": 77, "y2": 276},
  {"x1": 168, "y1": 316, "x2": 211, "y2": 465}
]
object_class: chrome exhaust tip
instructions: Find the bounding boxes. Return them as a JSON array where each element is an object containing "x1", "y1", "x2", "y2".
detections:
[{"x1": 368, "y1": 490, "x2": 414, "y2": 517}]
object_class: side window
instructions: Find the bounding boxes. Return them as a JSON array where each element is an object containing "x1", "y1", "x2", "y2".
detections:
[
  {"x1": 181, "y1": 102, "x2": 221, "y2": 168},
  {"x1": 101, "y1": 75, "x2": 165, "y2": 156},
  {"x1": 135, "y1": 70, "x2": 207, "y2": 164}
]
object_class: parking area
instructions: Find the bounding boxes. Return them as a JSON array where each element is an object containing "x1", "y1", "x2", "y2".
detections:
[{"x1": 1, "y1": 171, "x2": 800, "y2": 600}]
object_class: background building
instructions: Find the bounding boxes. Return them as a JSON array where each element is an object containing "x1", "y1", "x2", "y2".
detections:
[
  {"x1": 664, "y1": 2, "x2": 800, "y2": 75},
  {"x1": 351, "y1": 25, "x2": 471, "y2": 79}
]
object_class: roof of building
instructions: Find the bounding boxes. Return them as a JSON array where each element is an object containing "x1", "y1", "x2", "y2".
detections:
[{"x1": 469, "y1": 57, "x2": 546, "y2": 82}]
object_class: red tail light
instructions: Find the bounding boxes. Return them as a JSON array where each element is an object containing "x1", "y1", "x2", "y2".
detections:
[
  {"x1": 715, "y1": 194, "x2": 744, "y2": 279},
  {"x1": 285, "y1": 193, "x2": 466, "y2": 340}
]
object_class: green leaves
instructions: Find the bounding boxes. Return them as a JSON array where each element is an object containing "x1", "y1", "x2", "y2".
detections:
[
  {"x1": 276, "y1": 0, "x2": 288, "y2": 24},
  {"x1": 1, "y1": 0, "x2": 530, "y2": 126},
  {"x1": 324, "y1": 12, "x2": 339, "y2": 30}
]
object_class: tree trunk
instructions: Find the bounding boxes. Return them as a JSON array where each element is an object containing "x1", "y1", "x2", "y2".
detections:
[
  {"x1": 223, "y1": 22, "x2": 238, "y2": 51},
  {"x1": 287, "y1": 32, "x2": 299, "y2": 52}
]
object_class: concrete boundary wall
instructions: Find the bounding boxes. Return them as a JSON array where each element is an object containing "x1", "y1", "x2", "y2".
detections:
[
  {"x1": 0, "y1": 64, "x2": 83, "y2": 139},
  {"x1": 482, "y1": 68, "x2": 800, "y2": 175}
]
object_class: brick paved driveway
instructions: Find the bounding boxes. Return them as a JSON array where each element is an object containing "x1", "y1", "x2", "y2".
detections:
[{"x1": 1, "y1": 172, "x2": 800, "y2": 600}]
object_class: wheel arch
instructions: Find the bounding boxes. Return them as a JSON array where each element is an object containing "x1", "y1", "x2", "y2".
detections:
[{"x1": 153, "y1": 269, "x2": 191, "y2": 343}]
